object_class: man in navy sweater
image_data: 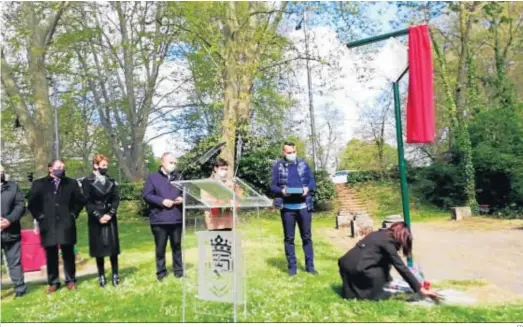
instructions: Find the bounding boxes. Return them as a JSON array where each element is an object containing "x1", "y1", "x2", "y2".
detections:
[
  {"x1": 143, "y1": 152, "x2": 184, "y2": 281},
  {"x1": 271, "y1": 141, "x2": 318, "y2": 276}
]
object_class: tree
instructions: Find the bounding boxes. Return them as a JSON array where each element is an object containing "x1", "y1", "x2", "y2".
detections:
[
  {"x1": 1, "y1": 1, "x2": 70, "y2": 176},
  {"x1": 165, "y1": 2, "x2": 291, "y2": 174},
  {"x1": 338, "y1": 138, "x2": 397, "y2": 171},
  {"x1": 68, "y1": 2, "x2": 189, "y2": 182}
]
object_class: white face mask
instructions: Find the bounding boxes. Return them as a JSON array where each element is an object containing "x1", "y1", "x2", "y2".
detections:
[
  {"x1": 216, "y1": 170, "x2": 227, "y2": 179},
  {"x1": 285, "y1": 153, "x2": 297, "y2": 162},
  {"x1": 166, "y1": 164, "x2": 176, "y2": 173}
]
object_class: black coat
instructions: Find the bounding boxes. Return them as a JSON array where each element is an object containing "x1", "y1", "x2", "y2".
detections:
[
  {"x1": 27, "y1": 176, "x2": 85, "y2": 247},
  {"x1": 338, "y1": 229, "x2": 421, "y2": 301},
  {"x1": 81, "y1": 174, "x2": 120, "y2": 258},
  {"x1": 1, "y1": 181, "x2": 26, "y2": 243}
]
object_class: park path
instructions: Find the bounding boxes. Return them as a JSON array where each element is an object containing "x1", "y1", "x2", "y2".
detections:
[{"x1": 320, "y1": 219, "x2": 523, "y2": 303}]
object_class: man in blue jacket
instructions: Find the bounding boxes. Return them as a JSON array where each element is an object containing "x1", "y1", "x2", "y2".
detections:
[
  {"x1": 143, "y1": 152, "x2": 184, "y2": 280},
  {"x1": 271, "y1": 141, "x2": 318, "y2": 276}
]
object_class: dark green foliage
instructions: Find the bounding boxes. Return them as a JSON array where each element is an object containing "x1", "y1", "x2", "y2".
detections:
[{"x1": 312, "y1": 170, "x2": 336, "y2": 211}]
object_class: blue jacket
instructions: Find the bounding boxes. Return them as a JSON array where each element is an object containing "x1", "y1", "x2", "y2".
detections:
[
  {"x1": 270, "y1": 158, "x2": 316, "y2": 211},
  {"x1": 142, "y1": 168, "x2": 184, "y2": 225}
]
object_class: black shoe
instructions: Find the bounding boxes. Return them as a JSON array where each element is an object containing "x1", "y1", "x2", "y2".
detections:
[
  {"x1": 15, "y1": 290, "x2": 27, "y2": 298},
  {"x1": 112, "y1": 274, "x2": 120, "y2": 287},
  {"x1": 306, "y1": 269, "x2": 319, "y2": 275},
  {"x1": 157, "y1": 274, "x2": 166, "y2": 282},
  {"x1": 174, "y1": 272, "x2": 184, "y2": 279},
  {"x1": 288, "y1": 269, "x2": 297, "y2": 276},
  {"x1": 98, "y1": 275, "x2": 107, "y2": 288}
]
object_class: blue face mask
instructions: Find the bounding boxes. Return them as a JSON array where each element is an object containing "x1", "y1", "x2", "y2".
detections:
[{"x1": 285, "y1": 154, "x2": 297, "y2": 162}]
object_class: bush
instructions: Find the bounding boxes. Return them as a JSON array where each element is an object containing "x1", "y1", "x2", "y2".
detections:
[
  {"x1": 346, "y1": 169, "x2": 401, "y2": 184},
  {"x1": 410, "y1": 163, "x2": 466, "y2": 209},
  {"x1": 313, "y1": 170, "x2": 336, "y2": 211}
]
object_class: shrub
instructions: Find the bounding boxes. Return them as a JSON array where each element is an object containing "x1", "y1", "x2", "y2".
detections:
[{"x1": 313, "y1": 170, "x2": 336, "y2": 211}]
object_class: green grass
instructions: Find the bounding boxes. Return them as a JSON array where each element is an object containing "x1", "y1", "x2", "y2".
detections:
[
  {"x1": 351, "y1": 181, "x2": 449, "y2": 223},
  {"x1": 2, "y1": 205, "x2": 522, "y2": 322}
]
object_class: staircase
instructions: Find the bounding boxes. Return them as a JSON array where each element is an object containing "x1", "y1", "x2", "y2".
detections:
[
  {"x1": 335, "y1": 184, "x2": 369, "y2": 214},
  {"x1": 335, "y1": 184, "x2": 374, "y2": 237}
]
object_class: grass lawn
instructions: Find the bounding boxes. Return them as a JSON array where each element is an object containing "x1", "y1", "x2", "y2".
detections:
[{"x1": 1, "y1": 203, "x2": 522, "y2": 323}]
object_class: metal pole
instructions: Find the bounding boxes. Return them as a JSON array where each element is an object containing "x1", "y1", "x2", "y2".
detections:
[
  {"x1": 392, "y1": 81, "x2": 412, "y2": 267},
  {"x1": 346, "y1": 28, "x2": 409, "y2": 49},
  {"x1": 303, "y1": 9, "x2": 317, "y2": 171},
  {"x1": 232, "y1": 187, "x2": 237, "y2": 323},
  {"x1": 182, "y1": 185, "x2": 187, "y2": 322}
]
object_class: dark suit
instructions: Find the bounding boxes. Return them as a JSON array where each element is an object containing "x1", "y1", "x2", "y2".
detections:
[
  {"x1": 1, "y1": 181, "x2": 27, "y2": 294},
  {"x1": 338, "y1": 229, "x2": 421, "y2": 301},
  {"x1": 27, "y1": 176, "x2": 85, "y2": 286}
]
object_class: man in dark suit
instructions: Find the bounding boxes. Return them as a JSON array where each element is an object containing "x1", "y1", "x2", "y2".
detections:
[
  {"x1": 1, "y1": 165, "x2": 27, "y2": 297},
  {"x1": 27, "y1": 159, "x2": 85, "y2": 293}
]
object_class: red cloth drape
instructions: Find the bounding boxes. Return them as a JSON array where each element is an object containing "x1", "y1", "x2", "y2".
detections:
[
  {"x1": 21, "y1": 230, "x2": 47, "y2": 272},
  {"x1": 406, "y1": 25, "x2": 435, "y2": 143}
]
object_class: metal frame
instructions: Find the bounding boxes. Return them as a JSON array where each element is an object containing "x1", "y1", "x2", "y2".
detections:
[{"x1": 347, "y1": 28, "x2": 413, "y2": 266}]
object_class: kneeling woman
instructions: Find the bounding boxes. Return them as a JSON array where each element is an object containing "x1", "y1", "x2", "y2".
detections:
[
  {"x1": 82, "y1": 155, "x2": 121, "y2": 287},
  {"x1": 338, "y1": 222, "x2": 438, "y2": 301}
]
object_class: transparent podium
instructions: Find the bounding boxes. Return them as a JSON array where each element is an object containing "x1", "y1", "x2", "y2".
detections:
[{"x1": 172, "y1": 177, "x2": 273, "y2": 322}]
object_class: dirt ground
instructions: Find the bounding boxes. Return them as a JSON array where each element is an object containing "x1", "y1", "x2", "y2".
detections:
[{"x1": 320, "y1": 218, "x2": 523, "y2": 304}]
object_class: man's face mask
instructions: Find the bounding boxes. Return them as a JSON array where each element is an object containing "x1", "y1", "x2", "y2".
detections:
[
  {"x1": 0, "y1": 173, "x2": 5, "y2": 183},
  {"x1": 98, "y1": 168, "x2": 108, "y2": 176},
  {"x1": 166, "y1": 164, "x2": 176, "y2": 173},
  {"x1": 53, "y1": 169, "x2": 65, "y2": 178},
  {"x1": 285, "y1": 153, "x2": 297, "y2": 162}
]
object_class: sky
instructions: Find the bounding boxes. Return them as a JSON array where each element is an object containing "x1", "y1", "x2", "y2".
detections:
[{"x1": 145, "y1": 2, "x2": 409, "y2": 168}]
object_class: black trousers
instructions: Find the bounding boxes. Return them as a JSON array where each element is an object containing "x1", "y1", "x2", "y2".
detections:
[
  {"x1": 151, "y1": 224, "x2": 183, "y2": 278},
  {"x1": 1, "y1": 240, "x2": 27, "y2": 293},
  {"x1": 45, "y1": 244, "x2": 75, "y2": 286}
]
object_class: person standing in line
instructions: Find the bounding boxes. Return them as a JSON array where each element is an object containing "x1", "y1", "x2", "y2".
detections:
[
  {"x1": 82, "y1": 154, "x2": 121, "y2": 288},
  {"x1": 271, "y1": 141, "x2": 318, "y2": 276},
  {"x1": 27, "y1": 159, "x2": 85, "y2": 293},
  {"x1": 0, "y1": 165, "x2": 28, "y2": 297},
  {"x1": 142, "y1": 153, "x2": 184, "y2": 281}
]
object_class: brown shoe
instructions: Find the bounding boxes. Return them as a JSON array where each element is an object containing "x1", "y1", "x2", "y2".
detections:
[
  {"x1": 46, "y1": 284, "x2": 60, "y2": 294},
  {"x1": 66, "y1": 282, "x2": 77, "y2": 291}
]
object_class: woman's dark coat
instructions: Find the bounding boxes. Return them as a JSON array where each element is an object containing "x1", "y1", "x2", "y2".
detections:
[
  {"x1": 81, "y1": 173, "x2": 120, "y2": 258},
  {"x1": 27, "y1": 176, "x2": 85, "y2": 247},
  {"x1": 338, "y1": 229, "x2": 421, "y2": 301}
]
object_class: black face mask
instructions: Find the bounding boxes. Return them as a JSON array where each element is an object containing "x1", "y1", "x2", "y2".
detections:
[
  {"x1": 98, "y1": 168, "x2": 108, "y2": 176},
  {"x1": 53, "y1": 169, "x2": 65, "y2": 178},
  {"x1": 0, "y1": 173, "x2": 5, "y2": 183}
]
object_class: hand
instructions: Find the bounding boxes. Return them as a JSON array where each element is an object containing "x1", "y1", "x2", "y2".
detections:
[
  {"x1": 420, "y1": 288, "x2": 444, "y2": 302},
  {"x1": 173, "y1": 197, "x2": 183, "y2": 205},
  {"x1": 282, "y1": 187, "x2": 288, "y2": 197},
  {"x1": 0, "y1": 218, "x2": 10, "y2": 230},
  {"x1": 302, "y1": 187, "x2": 310, "y2": 196},
  {"x1": 162, "y1": 199, "x2": 175, "y2": 208},
  {"x1": 99, "y1": 214, "x2": 111, "y2": 224}
]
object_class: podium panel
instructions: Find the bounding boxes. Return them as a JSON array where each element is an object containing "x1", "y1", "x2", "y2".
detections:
[{"x1": 197, "y1": 231, "x2": 243, "y2": 303}]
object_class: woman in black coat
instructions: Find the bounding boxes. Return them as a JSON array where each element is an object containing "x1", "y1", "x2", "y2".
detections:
[
  {"x1": 338, "y1": 222, "x2": 439, "y2": 301},
  {"x1": 82, "y1": 154, "x2": 121, "y2": 287}
]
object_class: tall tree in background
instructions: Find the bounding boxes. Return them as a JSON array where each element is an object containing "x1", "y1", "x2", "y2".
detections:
[
  {"x1": 165, "y1": 2, "x2": 290, "y2": 172},
  {"x1": 69, "y1": 2, "x2": 187, "y2": 181},
  {"x1": 1, "y1": 1, "x2": 69, "y2": 176}
]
